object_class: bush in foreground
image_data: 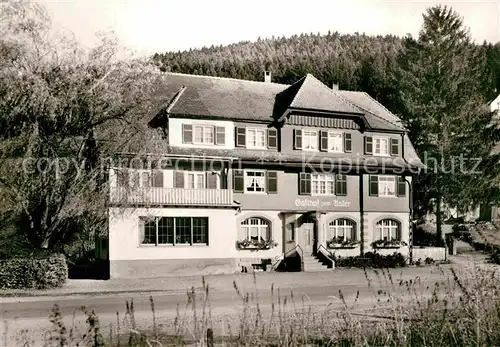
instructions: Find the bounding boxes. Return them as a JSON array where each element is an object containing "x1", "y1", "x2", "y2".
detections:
[
  {"x1": 0, "y1": 253, "x2": 67, "y2": 289},
  {"x1": 334, "y1": 251, "x2": 407, "y2": 268}
]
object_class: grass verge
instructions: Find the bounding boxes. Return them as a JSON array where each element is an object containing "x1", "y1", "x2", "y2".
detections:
[{"x1": 8, "y1": 264, "x2": 500, "y2": 346}]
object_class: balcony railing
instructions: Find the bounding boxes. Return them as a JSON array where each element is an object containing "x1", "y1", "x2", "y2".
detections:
[{"x1": 109, "y1": 187, "x2": 234, "y2": 206}]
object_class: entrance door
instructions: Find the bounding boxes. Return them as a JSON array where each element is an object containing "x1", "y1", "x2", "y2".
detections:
[{"x1": 299, "y1": 222, "x2": 315, "y2": 255}]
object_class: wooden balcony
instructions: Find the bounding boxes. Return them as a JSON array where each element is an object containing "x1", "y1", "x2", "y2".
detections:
[{"x1": 109, "y1": 187, "x2": 234, "y2": 206}]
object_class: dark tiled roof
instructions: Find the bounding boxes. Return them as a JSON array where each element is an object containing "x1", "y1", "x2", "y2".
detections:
[
  {"x1": 161, "y1": 73, "x2": 288, "y2": 121},
  {"x1": 284, "y1": 74, "x2": 362, "y2": 115},
  {"x1": 337, "y1": 91, "x2": 406, "y2": 131}
]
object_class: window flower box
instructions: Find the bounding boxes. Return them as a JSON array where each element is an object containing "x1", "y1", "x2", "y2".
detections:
[
  {"x1": 326, "y1": 236, "x2": 360, "y2": 249},
  {"x1": 237, "y1": 239, "x2": 278, "y2": 250},
  {"x1": 372, "y1": 238, "x2": 408, "y2": 249}
]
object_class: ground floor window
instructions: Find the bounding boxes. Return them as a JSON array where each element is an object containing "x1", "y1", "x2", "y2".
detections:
[
  {"x1": 375, "y1": 219, "x2": 400, "y2": 240},
  {"x1": 239, "y1": 217, "x2": 270, "y2": 242},
  {"x1": 141, "y1": 217, "x2": 208, "y2": 246},
  {"x1": 328, "y1": 218, "x2": 356, "y2": 240}
]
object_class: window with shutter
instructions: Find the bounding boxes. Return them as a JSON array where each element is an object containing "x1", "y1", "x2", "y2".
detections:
[
  {"x1": 369, "y1": 175, "x2": 378, "y2": 196},
  {"x1": 344, "y1": 133, "x2": 352, "y2": 153},
  {"x1": 267, "y1": 171, "x2": 278, "y2": 193},
  {"x1": 246, "y1": 128, "x2": 266, "y2": 149},
  {"x1": 299, "y1": 173, "x2": 311, "y2": 195},
  {"x1": 335, "y1": 175, "x2": 347, "y2": 196},
  {"x1": 235, "y1": 127, "x2": 246, "y2": 147},
  {"x1": 268, "y1": 129, "x2": 277, "y2": 149},
  {"x1": 244, "y1": 171, "x2": 266, "y2": 193},
  {"x1": 193, "y1": 125, "x2": 215, "y2": 144},
  {"x1": 378, "y1": 176, "x2": 396, "y2": 197},
  {"x1": 311, "y1": 174, "x2": 335, "y2": 195},
  {"x1": 182, "y1": 124, "x2": 193, "y2": 144},
  {"x1": 302, "y1": 130, "x2": 318, "y2": 151},
  {"x1": 374, "y1": 136, "x2": 389, "y2": 156},
  {"x1": 294, "y1": 129, "x2": 302, "y2": 149},
  {"x1": 364, "y1": 136, "x2": 373, "y2": 154},
  {"x1": 327, "y1": 131, "x2": 343, "y2": 152},
  {"x1": 390, "y1": 138, "x2": 399, "y2": 156},
  {"x1": 233, "y1": 170, "x2": 244, "y2": 193},
  {"x1": 186, "y1": 172, "x2": 205, "y2": 189},
  {"x1": 397, "y1": 176, "x2": 406, "y2": 197},
  {"x1": 215, "y1": 126, "x2": 225, "y2": 145}
]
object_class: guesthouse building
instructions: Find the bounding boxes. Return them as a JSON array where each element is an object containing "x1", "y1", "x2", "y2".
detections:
[{"x1": 105, "y1": 72, "x2": 423, "y2": 278}]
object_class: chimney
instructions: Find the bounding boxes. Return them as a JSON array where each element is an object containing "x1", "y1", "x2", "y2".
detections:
[
  {"x1": 332, "y1": 82, "x2": 339, "y2": 90},
  {"x1": 264, "y1": 71, "x2": 272, "y2": 83}
]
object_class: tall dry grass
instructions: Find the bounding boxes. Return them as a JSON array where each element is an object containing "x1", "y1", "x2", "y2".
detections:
[{"x1": 13, "y1": 264, "x2": 500, "y2": 346}]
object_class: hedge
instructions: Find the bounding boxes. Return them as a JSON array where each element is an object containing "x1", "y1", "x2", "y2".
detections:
[
  {"x1": 0, "y1": 253, "x2": 68, "y2": 289},
  {"x1": 333, "y1": 252, "x2": 407, "y2": 268}
]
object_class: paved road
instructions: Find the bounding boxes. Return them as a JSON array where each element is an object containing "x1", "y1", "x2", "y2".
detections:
[{"x1": 0, "y1": 265, "x2": 470, "y2": 346}]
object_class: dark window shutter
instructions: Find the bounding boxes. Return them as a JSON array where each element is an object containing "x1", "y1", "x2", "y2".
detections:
[
  {"x1": 220, "y1": 170, "x2": 228, "y2": 189},
  {"x1": 320, "y1": 130, "x2": 328, "y2": 151},
  {"x1": 182, "y1": 124, "x2": 193, "y2": 144},
  {"x1": 233, "y1": 170, "x2": 244, "y2": 193},
  {"x1": 390, "y1": 138, "x2": 399, "y2": 156},
  {"x1": 299, "y1": 173, "x2": 311, "y2": 195},
  {"x1": 294, "y1": 129, "x2": 302, "y2": 149},
  {"x1": 344, "y1": 133, "x2": 352, "y2": 153},
  {"x1": 268, "y1": 129, "x2": 277, "y2": 149},
  {"x1": 174, "y1": 171, "x2": 185, "y2": 188},
  {"x1": 397, "y1": 176, "x2": 406, "y2": 197},
  {"x1": 215, "y1": 126, "x2": 225, "y2": 145},
  {"x1": 130, "y1": 171, "x2": 140, "y2": 188},
  {"x1": 369, "y1": 175, "x2": 378, "y2": 196},
  {"x1": 267, "y1": 171, "x2": 278, "y2": 193},
  {"x1": 364, "y1": 136, "x2": 373, "y2": 155},
  {"x1": 235, "y1": 127, "x2": 246, "y2": 147},
  {"x1": 117, "y1": 169, "x2": 129, "y2": 187},
  {"x1": 207, "y1": 172, "x2": 218, "y2": 189},
  {"x1": 153, "y1": 170, "x2": 164, "y2": 188},
  {"x1": 335, "y1": 175, "x2": 347, "y2": 196}
]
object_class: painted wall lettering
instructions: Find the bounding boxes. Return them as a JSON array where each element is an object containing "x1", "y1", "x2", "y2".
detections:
[{"x1": 294, "y1": 198, "x2": 351, "y2": 209}]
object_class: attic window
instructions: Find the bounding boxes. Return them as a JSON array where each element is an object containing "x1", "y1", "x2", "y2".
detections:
[{"x1": 193, "y1": 125, "x2": 214, "y2": 144}]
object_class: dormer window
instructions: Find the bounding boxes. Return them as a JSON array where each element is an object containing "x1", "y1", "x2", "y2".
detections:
[
  {"x1": 302, "y1": 130, "x2": 318, "y2": 151},
  {"x1": 374, "y1": 136, "x2": 389, "y2": 156},
  {"x1": 182, "y1": 123, "x2": 225, "y2": 146},
  {"x1": 365, "y1": 136, "x2": 399, "y2": 156},
  {"x1": 194, "y1": 125, "x2": 215, "y2": 145},
  {"x1": 246, "y1": 128, "x2": 266, "y2": 149}
]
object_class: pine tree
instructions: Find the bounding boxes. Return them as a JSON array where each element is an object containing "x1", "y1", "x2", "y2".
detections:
[{"x1": 393, "y1": 5, "x2": 500, "y2": 244}]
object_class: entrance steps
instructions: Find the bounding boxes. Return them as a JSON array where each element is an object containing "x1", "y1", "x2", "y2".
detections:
[{"x1": 302, "y1": 254, "x2": 332, "y2": 272}]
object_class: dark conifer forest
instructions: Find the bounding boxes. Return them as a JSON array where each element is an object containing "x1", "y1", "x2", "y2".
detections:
[{"x1": 152, "y1": 31, "x2": 500, "y2": 111}]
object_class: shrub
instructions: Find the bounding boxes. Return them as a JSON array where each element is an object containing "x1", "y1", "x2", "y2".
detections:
[
  {"x1": 413, "y1": 229, "x2": 439, "y2": 247},
  {"x1": 0, "y1": 253, "x2": 68, "y2": 289},
  {"x1": 489, "y1": 249, "x2": 500, "y2": 264},
  {"x1": 334, "y1": 252, "x2": 406, "y2": 268}
]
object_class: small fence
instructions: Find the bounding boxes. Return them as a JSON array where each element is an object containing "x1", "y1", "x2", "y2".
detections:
[{"x1": 412, "y1": 246, "x2": 447, "y2": 262}]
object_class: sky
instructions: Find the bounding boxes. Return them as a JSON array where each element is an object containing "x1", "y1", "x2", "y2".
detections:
[{"x1": 38, "y1": 0, "x2": 499, "y2": 56}]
